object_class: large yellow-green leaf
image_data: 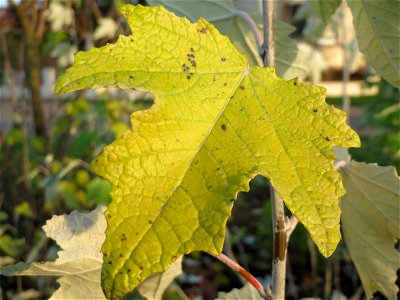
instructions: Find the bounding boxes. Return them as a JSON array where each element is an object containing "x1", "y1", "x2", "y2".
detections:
[
  {"x1": 147, "y1": 0, "x2": 308, "y2": 79},
  {"x1": 348, "y1": 0, "x2": 400, "y2": 88},
  {"x1": 339, "y1": 161, "x2": 400, "y2": 299},
  {"x1": 55, "y1": 5, "x2": 359, "y2": 299}
]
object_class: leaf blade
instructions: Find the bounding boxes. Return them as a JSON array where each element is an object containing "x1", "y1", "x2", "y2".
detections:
[
  {"x1": 348, "y1": 0, "x2": 400, "y2": 88},
  {"x1": 55, "y1": 5, "x2": 360, "y2": 299},
  {"x1": 339, "y1": 161, "x2": 400, "y2": 299}
]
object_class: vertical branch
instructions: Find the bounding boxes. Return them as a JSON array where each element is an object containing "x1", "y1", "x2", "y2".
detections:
[
  {"x1": 15, "y1": 0, "x2": 49, "y2": 151},
  {"x1": 271, "y1": 189, "x2": 287, "y2": 299},
  {"x1": 262, "y1": 0, "x2": 275, "y2": 67},
  {"x1": 262, "y1": 1, "x2": 290, "y2": 298},
  {"x1": 0, "y1": 32, "x2": 17, "y2": 110},
  {"x1": 341, "y1": 4, "x2": 351, "y2": 121}
]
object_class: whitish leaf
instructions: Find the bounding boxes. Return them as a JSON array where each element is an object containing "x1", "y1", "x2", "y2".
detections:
[
  {"x1": 138, "y1": 256, "x2": 183, "y2": 300},
  {"x1": 216, "y1": 283, "x2": 263, "y2": 299},
  {"x1": 55, "y1": 5, "x2": 359, "y2": 298},
  {"x1": 348, "y1": 0, "x2": 400, "y2": 88},
  {"x1": 0, "y1": 206, "x2": 107, "y2": 300},
  {"x1": 47, "y1": 2, "x2": 74, "y2": 32},
  {"x1": 339, "y1": 161, "x2": 400, "y2": 299},
  {"x1": 93, "y1": 18, "x2": 118, "y2": 41}
]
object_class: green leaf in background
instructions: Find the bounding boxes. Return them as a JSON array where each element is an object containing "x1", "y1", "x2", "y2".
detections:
[
  {"x1": 0, "y1": 235, "x2": 25, "y2": 257},
  {"x1": 311, "y1": 0, "x2": 342, "y2": 24},
  {"x1": 87, "y1": 178, "x2": 112, "y2": 206},
  {"x1": 55, "y1": 5, "x2": 359, "y2": 298},
  {"x1": 339, "y1": 161, "x2": 400, "y2": 299},
  {"x1": 216, "y1": 283, "x2": 263, "y2": 299},
  {"x1": 348, "y1": 0, "x2": 400, "y2": 88},
  {"x1": 138, "y1": 256, "x2": 183, "y2": 300}
]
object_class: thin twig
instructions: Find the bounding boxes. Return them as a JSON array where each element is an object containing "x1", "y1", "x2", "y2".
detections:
[
  {"x1": 215, "y1": 253, "x2": 270, "y2": 299},
  {"x1": 234, "y1": 10, "x2": 262, "y2": 50},
  {"x1": 341, "y1": 4, "x2": 351, "y2": 121},
  {"x1": 223, "y1": 229, "x2": 246, "y2": 284},
  {"x1": 286, "y1": 215, "x2": 298, "y2": 239}
]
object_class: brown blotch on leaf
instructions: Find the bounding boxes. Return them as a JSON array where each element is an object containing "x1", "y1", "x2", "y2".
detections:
[
  {"x1": 129, "y1": 75, "x2": 134, "y2": 79},
  {"x1": 148, "y1": 220, "x2": 154, "y2": 224},
  {"x1": 190, "y1": 60, "x2": 197, "y2": 67},
  {"x1": 223, "y1": 82, "x2": 227, "y2": 86},
  {"x1": 187, "y1": 75, "x2": 191, "y2": 80},
  {"x1": 190, "y1": 47, "x2": 195, "y2": 52},
  {"x1": 293, "y1": 81, "x2": 297, "y2": 86},
  {"x1": 119, "y1": 254, "x2": 123, "y2": 257},
  {"x1": 325, "y1": 137, "x2": 330, "y2": 141},
  {"x1": 313, "y1": 108, "x2": 318, "y2": 113},
  {"x1": 121, "y1": 233, "x2": 126, "y2": 241},
  {"x1": 198, "y1": 27, "x2": 207, "y2": 34},
  {"x1": 127, "y1": 269, "x2": 131, "y2": 273},
  {"x1": 239, "y1": 85, "x2": 245, "y2": 90},
  {"x1": 221, "y1": 124, "x2": 227, "y2": 131},
  {"x1": 130, "y1": 38, "x2": 135, "y2": 42},
  {"x1": 108, "y1": 261, "x2": 112, "y2": 265},
  {"x1": 221, "y1": 57, "x2": 226, "y2": 62}
]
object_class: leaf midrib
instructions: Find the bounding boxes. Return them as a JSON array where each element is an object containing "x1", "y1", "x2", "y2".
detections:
[{"x1": 111, "y1": 70, "x2": 247, "y2": 285}]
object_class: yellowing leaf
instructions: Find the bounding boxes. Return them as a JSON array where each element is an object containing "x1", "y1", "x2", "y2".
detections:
[
  {"x1": 339, "y1": 161, "x2": 400, "y2": 299},
  {"x1": 0, "y1": 206, "x2": 107, "y2": 300},
  {"x1": 55, "y1": 5, "x2": 360, "y2": 299},
  {"x1": 138, "y1": 256, "x2": 183, "y2": 300},
  {"x1": 348, "y1": 0, "x2": 400, "y2": 88}
]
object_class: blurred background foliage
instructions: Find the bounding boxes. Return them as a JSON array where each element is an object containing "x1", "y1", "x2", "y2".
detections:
[{"x1": 0, "y1": 0, "x2": 398, "y2": 299}]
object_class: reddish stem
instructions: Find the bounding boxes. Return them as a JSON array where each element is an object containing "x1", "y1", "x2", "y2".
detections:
[{"x1": 216, "y1": 253, "x2": 270, "y2": 299}]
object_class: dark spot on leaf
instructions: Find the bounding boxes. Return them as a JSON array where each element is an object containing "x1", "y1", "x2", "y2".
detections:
[
  {"x1": 208, "y1": 185, "x2": 212, "y2": 189},
  {"x1": 121, "y1": 234, "x2": 126, "y2": 241},
  {"x1": 199, "y1": 27, "x2": 207, "y2": 34},
  {"x1": 119, "y1": 254, "x2": 123, "y2": 257},
  {"x1": 128, "y1": 269, "x2": 131, "y2": 272},
  {"x1": 148, "y1": 220, "x2": 154, "y2": 224},
  {"x1": 216, "y1": 167, "x2": 221, "y2": 171},
  {"x1": 221, "y1": 124, "x2": 227, "y2": 131},
  {"x1": 107, "y1": 213, "x2": 112, "y2": 218},
  {"x1": 239, "y1": 85, "x2": 245, "y2": 90},
  {"x1": 187, "y1": 75, "x2": 191, "y2": 79},
  {"x1": 213, "y1": 76, "x2": 216, "y2": 81},
  {"x1": 293, "y1": 81, "x2": 297, "y2": 86},
  {"x1": 108, "y1": 261, "x2": 112, "y2": 264},
  {"x1": 140, "y1": 266, "x2": 143, "y2": 270},
  {"x1": 190, "y1": 47, "x2": 194, "y2": 52},
  {"x1": 223, "y1": 82, "x2": 227, "y2": 86},
  {"x1": 103, "y1": 253, "x2": 107, "y2": 257},
  {"x1": 313, "y1": 108, "x2": 318, "y2": 113},
  {"x1": 221, "y1": 57, "x2": 226, "y2": 62},
  {"x1": 130, "y1": 38, "x2": 134, "y2": 42},
  {"x1": 129, "y1": 75, "x2": 134, "y2": 79},
  {"x1": 190, "y1": 60, "x2": 197, "y2": 67},
  {"x1": 325, "y1": 137, "x2": 330, "y2": 141}
]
